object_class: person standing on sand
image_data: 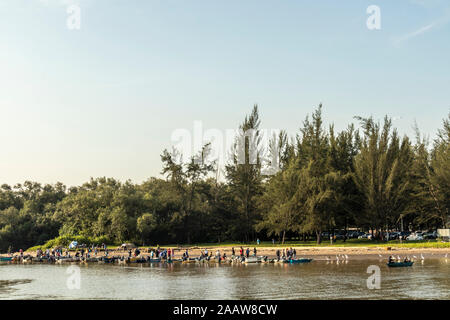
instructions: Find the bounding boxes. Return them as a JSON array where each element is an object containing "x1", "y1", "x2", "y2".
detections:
[
  {"x1": 276, "y1": 249, "x2": 280, "y2": 260},
  {"x1": 240, "y1": 247, "x2": 243, "y2": 257},
  {"x1": 253, "y1": 247, "x2": 257, "y2": 257},
  {"x1": 231, "y1": 247, "x2": 235, "y2": 257},
  {"x1": 246, "y1": 248, "x2": 250, "y2": 258}
]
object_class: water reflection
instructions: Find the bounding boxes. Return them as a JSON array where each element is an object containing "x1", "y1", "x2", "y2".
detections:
[{"x1": 0, "y1": 259, "x2": 448, "y2": 300}]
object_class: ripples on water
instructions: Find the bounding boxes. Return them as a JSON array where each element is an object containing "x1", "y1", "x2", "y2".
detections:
[{"x1": 0, "y1": 259, "x2": 448, "y2": 300}]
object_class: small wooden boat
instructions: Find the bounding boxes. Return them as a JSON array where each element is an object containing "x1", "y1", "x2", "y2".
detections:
[
  {"x1": 0, "y1": 257, "x2": 12, "y2": 262},
  {"x1": 85, "y1": 257, "x2": 99, "y2": 262},
  {"x1": 182, "y1": 258, "x2": 197, "y2": 264},
  {"x1": 98, "y1": 257, "x2": 115, "y2": 263},
  {"x1": 387, "y1": 261, "x2": 414, "y2": 267},
  {"x1": 128, "y1": 257, "x2": 147, "y2": 263},
  {"x1": 147, "y1": 258, "x2": 161, "y2": 263},
  {"x1": 244, "y1": 256, "x2": 259, "y2": 264},
  {"x1": 198, "y1": 256, "x2": 221, "y2": 263},
  {"x1": 56, "y1": 257, "x2": 81, "y2": 263},
  {"x1": 260, "y1": 258, "x2": 274, "y2": 264},
  {"x1": 289, "y1": 258, "x2": 313, "y2": 264}
]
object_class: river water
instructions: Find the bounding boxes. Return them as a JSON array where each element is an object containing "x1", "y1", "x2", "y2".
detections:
[{"x1": 0, "y1": 259, "x2": 449, "y2": 299}]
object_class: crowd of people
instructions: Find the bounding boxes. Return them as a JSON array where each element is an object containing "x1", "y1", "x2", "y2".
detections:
[
  {"x1": 13, "y1": 242, "x2": 301, "y2": 263},
  {"x1": 275, "y1": 248, "x2": 297, "y2": 261}
]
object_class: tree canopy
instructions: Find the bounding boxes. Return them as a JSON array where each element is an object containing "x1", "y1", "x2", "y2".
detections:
[{"x1": 0, "y1": 106, "x2": 448, "y2": 251}]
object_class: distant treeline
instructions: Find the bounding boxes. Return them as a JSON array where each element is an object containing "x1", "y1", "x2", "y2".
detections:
[{"x1": 0, "y1": 105, "x2": 449, "y2": 252}]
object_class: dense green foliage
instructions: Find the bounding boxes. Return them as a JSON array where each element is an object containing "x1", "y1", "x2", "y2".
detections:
[{"x1": 0, "y1": 106, "x2": 449, "y2": 251}]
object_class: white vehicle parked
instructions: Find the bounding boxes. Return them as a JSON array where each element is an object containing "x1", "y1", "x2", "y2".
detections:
[{"x1": 406, "y1": 232, "x2": 424, "y2": 241}]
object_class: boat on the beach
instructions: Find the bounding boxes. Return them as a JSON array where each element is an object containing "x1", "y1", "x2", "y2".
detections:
[
  {"x1": 128, "y1": 257, "x2": 147, "y2": 263},
  {"x1": 387, "y1": 261, "x2": 414, "y2": 267},
  {"x1": 289, "y1": 258, "x2": 313, "y2": 264},
  {"x1": 84, "y1": 257, "x2": 99, "y2": 262},
  {"x1": 56, "y1": 257, "x2": 81, "y2": 263},
  {"x1": 182, "y1": 258, "x2": 197, "y2": 264},
  {"x1": 0, "y1": 257, "x2": 12, "y2": 262},
  {"x1": 98, "y1": 257, "x2": 115, "y2": 263},
  {"x1": 147, "y1": 258, "x2": 161, "y2": 263},
  {"x1": 244, "y1": 256, "x2": 259, "y2": 264}
]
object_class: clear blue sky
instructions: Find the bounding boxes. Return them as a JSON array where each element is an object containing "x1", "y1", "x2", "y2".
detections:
[{"x1": 1, "y1": 0, "x2": 449, "y2": 186}]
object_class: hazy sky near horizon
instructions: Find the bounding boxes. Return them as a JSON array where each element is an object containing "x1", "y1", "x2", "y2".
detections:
[{"x1": 1, "y1": 0, "x2": 449, "y2": 186}]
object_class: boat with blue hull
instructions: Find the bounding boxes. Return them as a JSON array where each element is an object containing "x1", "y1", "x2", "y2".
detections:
[
  {"x1": 387, "y1": 261, "x2": 414, "y2": 267},
  {"x1": 289, "y1": 258, "x2": 313, "y2": 264},
  {"x1": 0, "y1": 257, "x2": 12, "y2": 262}
]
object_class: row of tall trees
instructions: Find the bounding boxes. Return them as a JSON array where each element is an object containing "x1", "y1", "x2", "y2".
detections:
[{"x1": 0, "y1": 106, "x2": 448, "y2": 250}]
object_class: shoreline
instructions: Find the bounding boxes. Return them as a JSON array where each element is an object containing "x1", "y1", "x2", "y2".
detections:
[{"x1": 6, "y1": 245, "x2": 449, "y2": 261}]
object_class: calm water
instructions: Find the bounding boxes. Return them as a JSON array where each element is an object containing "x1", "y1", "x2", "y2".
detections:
[{"x1": 0, "y1": 259, "x2": 449, "y2": 300}]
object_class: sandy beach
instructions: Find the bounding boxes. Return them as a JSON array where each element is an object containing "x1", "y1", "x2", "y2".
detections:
[
  {"x1": 168, "y1": 246, "x2": 450, "y2": 260},
  {"x1": 9, "y1": 245, "x2": 450, "y2": 261}
]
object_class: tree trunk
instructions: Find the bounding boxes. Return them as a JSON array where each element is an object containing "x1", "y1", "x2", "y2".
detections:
[
  {"x1": 282, "y1": 230, "x2": 286, "y2": 245},
  {"x1": 316, "y1": 230, "x2": 322, "y2": 245}
]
